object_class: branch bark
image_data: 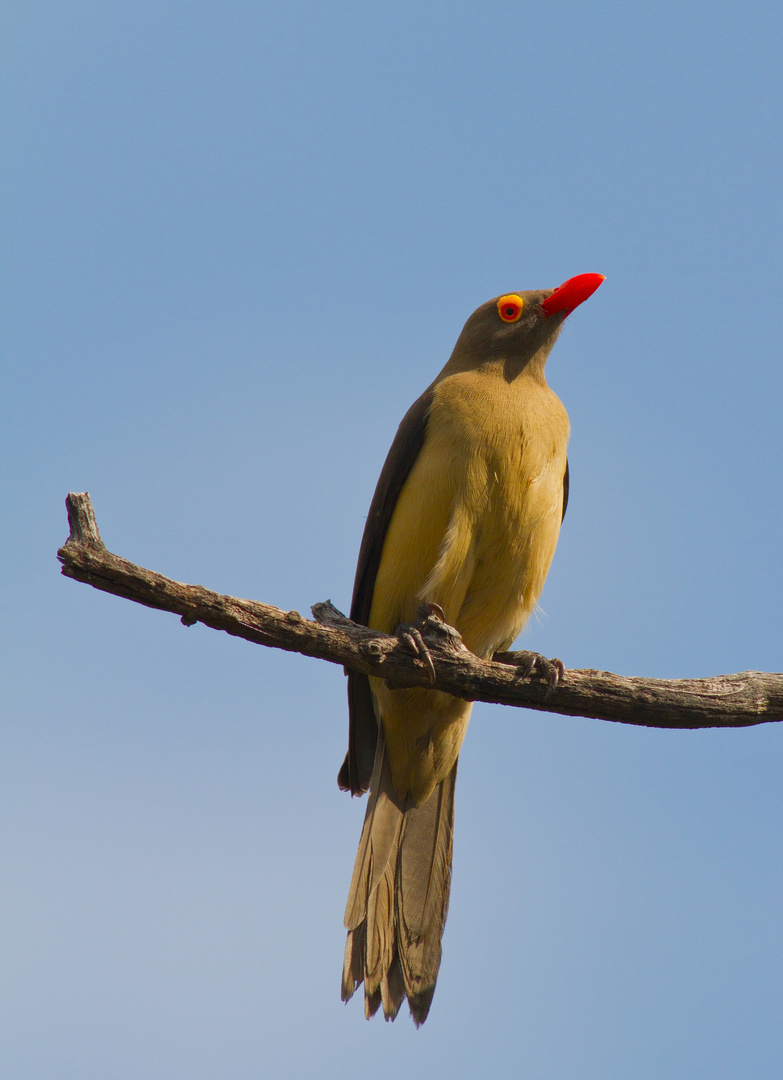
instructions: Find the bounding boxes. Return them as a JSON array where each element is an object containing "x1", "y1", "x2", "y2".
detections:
[{"x1": 57, "y1": 492, "x2": 783, "y2": 731}]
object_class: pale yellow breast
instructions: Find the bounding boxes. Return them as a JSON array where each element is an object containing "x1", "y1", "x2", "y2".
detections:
[
  {"x1": 369, "y1": 362, "x2": 569, "y2": 802},
  {"x1": 433, "y1": 367, "x2": 570, "y2": 656}
]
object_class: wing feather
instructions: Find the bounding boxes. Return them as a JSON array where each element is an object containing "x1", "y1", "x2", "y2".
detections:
[
  {"x1": 338, "y1": 386, "x2": 435, "y2": 795},
  {"x1": 561, "y1": 458, "x2": 569, "y2": 522}
]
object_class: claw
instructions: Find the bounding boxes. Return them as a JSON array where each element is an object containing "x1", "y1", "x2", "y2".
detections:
[
  {"x1": 409, "y1": 627, "x2": 436, "y2": 682},
  {"x1": 415, "y1": 602, "x2": 463, "y2": 649},
  {"x1": 513, "y1": 650, "x2": 538, "y2": 679},
  {"x1": 420, "y1": 645, "x2": 437, "y2": 684},
  {"x1": 494, "y1": 649, "x2": 565, "y2": 692},
  {"x1": 395, "y1": 602, "x2": 463, "y2": 685},
  {"x1": 398, "y1": 625, "x2": 437, "y2": 683}
]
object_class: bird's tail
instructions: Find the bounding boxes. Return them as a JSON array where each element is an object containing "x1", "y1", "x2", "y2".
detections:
[{"x1": 341, "y1": 733, "x2": 456, "y2": 1025}]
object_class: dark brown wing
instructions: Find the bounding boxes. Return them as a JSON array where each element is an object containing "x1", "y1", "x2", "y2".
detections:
[
  {"x1": 562, "y1": 458, "x2": 569, "y2": 522},
  {"x1": 338, "y1": 386, "x2": 435, "y2": 795}
]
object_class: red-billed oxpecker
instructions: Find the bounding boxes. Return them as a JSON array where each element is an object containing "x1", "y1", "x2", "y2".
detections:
[{"x1": 339, "y1": 273, "x2": 605, "y2": 1024}]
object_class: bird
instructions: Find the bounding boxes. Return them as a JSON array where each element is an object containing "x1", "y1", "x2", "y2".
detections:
[{"x1": 338, "y1": 273, "x2": 605, "y2": 1025}]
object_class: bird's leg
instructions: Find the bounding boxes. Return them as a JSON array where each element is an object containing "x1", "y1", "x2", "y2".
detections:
[
  {"x1": 395, "y1": 602, "x2": 463, "y2": 684},
  {"x1": 493, "y1": 650, "x2": 565, "y2": 690}
]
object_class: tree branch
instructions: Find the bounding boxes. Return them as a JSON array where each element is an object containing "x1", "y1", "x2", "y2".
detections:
[{"x1": 57, "y1": 492, "x2": 783, "y2": 731}]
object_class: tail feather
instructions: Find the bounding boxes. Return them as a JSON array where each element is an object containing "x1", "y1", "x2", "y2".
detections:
[
  {"x1": 396, "y1": 767, "x2": 455, "y2": 1016},
  {"x1": 342, "y1": 734, "x2": 456, "y2": 1025},
  {"x1": 380, "y1": 953, "x2": 405, "y2": 1021},
  {"x1": 344, "y1": 744, "x2": 403, "y2": 932},
  {"x1": 364, "y1": 857, "x2": 395, "y2": 995}
]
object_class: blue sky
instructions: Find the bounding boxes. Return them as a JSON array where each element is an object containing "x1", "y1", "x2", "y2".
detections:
[{"x1": 3, "y1": 1, "x2": 783, "y2": 1076}]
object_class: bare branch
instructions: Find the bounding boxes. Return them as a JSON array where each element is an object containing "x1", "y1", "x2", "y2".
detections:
[{"x1": 57, "y1": 492, "x2": 783, "y2": 731}]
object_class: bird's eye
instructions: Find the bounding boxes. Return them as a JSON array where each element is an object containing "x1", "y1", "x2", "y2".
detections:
[{"x1": 496, "y1": 294, "x2": 524, "y2": 322}]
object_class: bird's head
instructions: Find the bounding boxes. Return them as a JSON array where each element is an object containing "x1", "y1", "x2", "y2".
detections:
[{"x1": 446, "y1": 273, "x2": 605, "y2": 380}]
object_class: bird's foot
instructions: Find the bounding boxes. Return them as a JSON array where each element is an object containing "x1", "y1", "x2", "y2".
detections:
[
  {"x1": 493, "y1": 649, "x2": 565, "y2": 690},
  {"x1": 396, "y1": 602, "x2": 463, "y2": 684}
]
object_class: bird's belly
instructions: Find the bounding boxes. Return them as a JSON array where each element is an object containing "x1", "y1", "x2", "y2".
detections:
[
  {"x1": 456, "y1": 480, "x2": 563, "y2": 658},
  {"x1": 368, "y1": 370, "x2": 567, "y2": 804},
  {"x1": 370, "y1": 471, "x2": 562, "y2": 804}
]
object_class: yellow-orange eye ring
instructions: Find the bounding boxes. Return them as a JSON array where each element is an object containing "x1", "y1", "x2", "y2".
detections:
[{"x1": 497, "y1": 294, "x2": 525, "y2": 322}]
